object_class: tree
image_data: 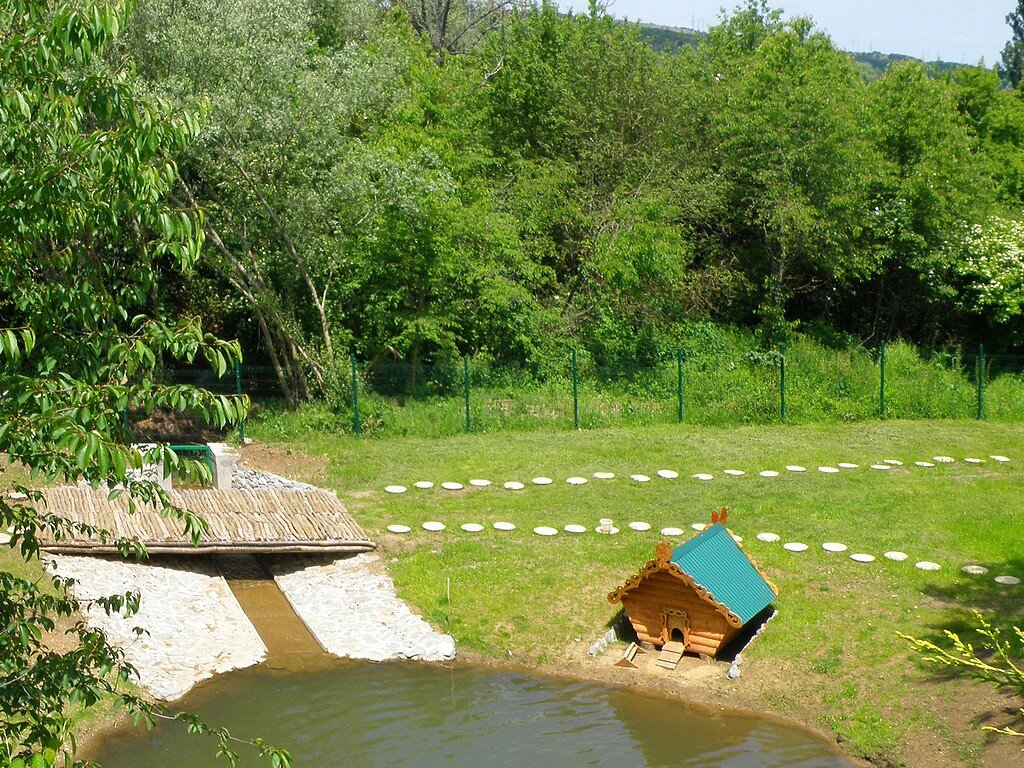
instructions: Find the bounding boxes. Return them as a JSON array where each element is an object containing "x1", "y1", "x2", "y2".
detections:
[
  {"x1": 0, "y1": 1, "x2": 288, "y2": 765},
  {"x1": 385, "y1": 0, "x2": 527, "y2": 58},
  {"x1": 1000, "y1": 1, "x2": 1024, "y2": 88}
]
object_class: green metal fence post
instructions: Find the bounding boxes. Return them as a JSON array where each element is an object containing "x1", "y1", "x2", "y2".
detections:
[
  {"x1": 779, "y1": 345, "x2": 787, "y2": 421},
  {"x1": 463, "y1": 356, "x2": 471, "y2": 433},
  {"x1": 571, "y1": 348, "x2": 580, "y2": 431},
  {"x1": 350, "y1": 354, "x2": 361, "y2": 435},
  {"x1": 976, "y1": 343, "x2": 985, "y2": 420},
  {"x1": 879, "y1": 342, "x2": 886, "y2": 420},
  {"x1": 676, "y1": 349, "x2": 685, "y2": 424},
  {"x1": 234, "y1": 360, "x2": 246, "y2": 444}
]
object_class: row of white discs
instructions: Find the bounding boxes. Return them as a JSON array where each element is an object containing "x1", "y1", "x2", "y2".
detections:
[{"x1": 382, "y1": 455, "x2": 1011, "y2": 494}]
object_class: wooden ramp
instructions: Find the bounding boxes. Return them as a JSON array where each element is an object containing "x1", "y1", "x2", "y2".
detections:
[
  {"x1": 655, "y1": 640, "x2": 685, "y2": 671},
  {"x1": 38, "y1": 487, "x2": 375, "y2": 555}
]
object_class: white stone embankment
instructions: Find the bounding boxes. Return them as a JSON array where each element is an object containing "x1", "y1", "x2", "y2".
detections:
[
  {"x1": 48, "y1": 555, "x2": 267, "y2": 701},
  {"x1": 272, "y1": 553, "x2": 456, "y2": 662}
]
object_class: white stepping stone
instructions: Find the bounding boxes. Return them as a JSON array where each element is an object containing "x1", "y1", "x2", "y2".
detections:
[
  {"x1": 533, "y1": 526, "x2": 558, "y2": 536},
  {"x1": 656, "y1": 469, "x2": 679, "y2": 479},
  {"x1": 961, "y1": 565, "x2": 988, "y2": 575},
  {"x1": 964, "y1": 457, "x2": 984, "y2": 464},
  {"x1": 934, "y1": 456, "x2": 955, "y2": 463},
  {"x1": 461, "y1": 523, "x2": 484, "y2": 533},
  {"x1": 422, "y1": 521, "x2": 446, "y2": 532},
  {"x1": 564, "y1": 524, "x2": 587, "y2": 534},
  {"x1": 386, "y1": 524, "x2": 411, "y2": 534},
  {"x1": 884, "y1": 551, "x2": 908, "y2": 561},
  {"x1": 870, "y1": 464, "x2": 891, "y2": 471},
  {"x1": 883, "y1": 459, "x2": 903, "y2": 466},
  {"x1": 630, "y1": 474, "x2": 651, "y2": 482},
  {"x1": 786, "y1": 465, "x2": 806, "y2": 473},
  {"x1": 628, "y1": 522, "x2": 651, "y2": 531},
  {"x1": 469, "y1": 479, "x2": 491, "y2": 487},
  {"x1": 759, "y1": 470, "x2": 779, "y2": 478},
  {"x1": 915, "y1": 461, "x2": 935, "y2": 468},
  {"x1": 723, "y1": 469, "x2": 745, "y2": 477},
  {"x1": 691, "y1": 523, "x2": 707, "y2": 531},
  {"x1": 532, "y1": 477, "x2": 553, "y2": 486},
  {"x1": 837, "y1": 463, "x2": 858, "y2": 469},
  {"x1": 660, "y1": 527, "x2": 684, "y2": 536},
  {"x1": 850, "y1": 553, "x2": 875, "y2": 563},
  {"x1": 783, "y1": 542, "x2": 808, "y2": 552},
  {"x1": 593, "y1": 472, "x2": 615, "y2": 479},
  {"x1": 414, "y1": 481, "x2": 434, "y2": 489},
  {"x1": 995, "y1": 575, "x2": 1021, "y2": 585},
  {"x1": 566, "y1": 476, "x2": 588, "y2": 485},
  {"x1": 757, "y1": 532, "x2": 780, "y2": 543},
  {"x1": 594, "y1": 526, "x2": 619, "y2": 535},
  {"x1": 503, "y1": 481, "x2": 525, "y2": 490},
  {"x1": 384, "y1": 485, "x2": 407, "y2": 494},
  {"x1": 991, "y1": 455, "x2": 1010, "y2": 462},
  {"x1": 915, "y1": 561, "x2": 941, "y2": 571},
  {"x1": 822, "y1": 542, "x2": 847, "y2": 553},
  {"x1": 732, "y1": 535, "x2": 743, "y2": 543},
  {"x1": 441, "y1": 482, "x2": 464, "y2": 490},
  {"x1": 818, "y1": 467, "x2": 839, "y2": 474},
  {"x1": 692, "y1": 473, "x2": 714, "y2": 481},
  {"x1": 493, "y1": 521, "x2": 516, "y2": 531}
]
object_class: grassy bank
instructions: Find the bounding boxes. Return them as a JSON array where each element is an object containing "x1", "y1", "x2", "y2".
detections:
[{"x1": 244, "y1": 417, "x2": 1024, "y2": 767}]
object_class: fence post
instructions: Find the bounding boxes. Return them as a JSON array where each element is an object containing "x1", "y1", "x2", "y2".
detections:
[
  {"x1": 463, "y1": 356, "x2": 471, "y2": 433},
  {"x1": 571, "y1": 348, "x2": 580, "y2": 431},
  {"x1": 234, "y1": 360, "x2": 246, "y2": 444},
  {"x1": 676, "y1": 349, "x2": 685, "y2": 424},
  {"x1": 779, "y1": 344, "x2": 787, "y2": 421},
  {"x1": 350, "y1": 354, "x2": 361, "y2": 435},
  {"x1": 976, "y1": 344, "x2": 985, "y2": 420},
  {"x1": 879, "y1": 342, "x2": 886, "y2": 420}
]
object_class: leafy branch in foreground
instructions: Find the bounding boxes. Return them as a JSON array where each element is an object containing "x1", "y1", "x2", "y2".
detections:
[{"x1": 901, "y1": 612, "x2": 1024, "y2": 741}]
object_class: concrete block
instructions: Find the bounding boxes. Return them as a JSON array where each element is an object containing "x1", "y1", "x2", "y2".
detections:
[{"x1": 207, "y1": 442, "x2": 240, "y2": 490}]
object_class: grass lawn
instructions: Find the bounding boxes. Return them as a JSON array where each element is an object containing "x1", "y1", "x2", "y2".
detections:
[{"x1": 246, "y1": 416, "x2": 1024, "y2": 767}]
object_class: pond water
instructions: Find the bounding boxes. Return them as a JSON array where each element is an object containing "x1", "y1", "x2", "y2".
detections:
[{"x1": 91, "y1": 662, "x2": 854, "y2": 767}]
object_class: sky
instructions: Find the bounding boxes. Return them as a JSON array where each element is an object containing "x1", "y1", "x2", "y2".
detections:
[{"x1": 559, "y1": 1, "x2": 1013, "y2": 65}]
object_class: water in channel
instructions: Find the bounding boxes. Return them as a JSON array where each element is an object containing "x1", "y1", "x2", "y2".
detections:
[{"x1": 91, "y1": 662, "x2": 853, "y2": 768}]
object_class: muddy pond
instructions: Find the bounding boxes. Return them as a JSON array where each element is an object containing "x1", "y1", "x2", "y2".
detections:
[{"x1": 90, "y1": 662, "x2": 854, "y2": 767}]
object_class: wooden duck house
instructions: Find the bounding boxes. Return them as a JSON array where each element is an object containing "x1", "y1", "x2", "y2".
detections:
[{"x1": 607, "y1": 522, "x2": 777, "y2": 659}]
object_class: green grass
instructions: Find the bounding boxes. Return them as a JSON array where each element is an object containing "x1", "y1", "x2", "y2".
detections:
[{"x1": 247, "y1": 417, "x2": 1024, "y2": 766}]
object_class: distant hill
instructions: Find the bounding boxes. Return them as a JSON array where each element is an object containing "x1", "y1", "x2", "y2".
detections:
[{"x1": 634, "y1": 21, "x2": 969, "y2": 80}]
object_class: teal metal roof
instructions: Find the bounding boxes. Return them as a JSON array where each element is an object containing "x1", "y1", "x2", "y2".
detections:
[{"x1": 670, "y1": 524, "x2": 776, "y2": 624}]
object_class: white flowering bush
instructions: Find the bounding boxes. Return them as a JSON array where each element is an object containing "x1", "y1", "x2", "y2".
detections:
[{"x1": 957, "y1": 216, "x2": 1024, "y2": 322}]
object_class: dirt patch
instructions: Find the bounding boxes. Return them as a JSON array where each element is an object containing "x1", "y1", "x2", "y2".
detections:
[
  {"x1": 129, "y1": 407, "x2": 228, "y2": 444},
  {"x1": 237, "y1": 443, "x2": 329, "y2": 487}
]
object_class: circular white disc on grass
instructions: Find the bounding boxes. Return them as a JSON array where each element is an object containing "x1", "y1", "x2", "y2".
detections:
[
  {"x1": 503, "y1": 481, "x2": 525, "y2": 490},
  {"x1": 732, "y1": 535, "x2": 743, "y2": 543},
  {"x1": 441, "y1": 482, "x2": 464, "y2": 490},
  {"x1": 934, "y1": 456, "x2": 955, "y2": 463},
  {"x1": 991, "y1": 455, "x2": 1011, "y2": 462},
  {"x1": 386, "y1": 524, "x2": 411, "y2": 534},
  {"x1": 385, "y1": 485, "x2": 407, "y2": 494},
  {"x1": 461, "y1": 523, "x2": 484, "y2": 533},
  {"x1": 533, "y1": 526, "x2": 558, "y2": 536},
  {"x1": 493, "y1": 521, "x2": 516, "y2": 531},
  {"x1": 870, "y1": 464, "x2": 891, "y2": 471},
  {"x1": 692, "y1": 473, "x2": 714, "y2": 481},
  {"x1": 964, "y1": 457, "x2": 984, "y2": 464},
  {"x1": 883, "y1": 459, "x2": 903, "y2": 466},
  {"x1": 915, "y1": 461, "x2": 935, "y2": 468},
  {"x1": 414, "y1": 481, "x2": 434, "y2": 489},
  {"x1": 783, "y1": 542, "x2": 808, "y2": 552},
  {"x1": 593, "y1": 472, "x2": 615, "y2": 479},
  {"x1": 915, "y1": 561, "x2": 941, "y2": 571},
  {"x1": 962, "y1": 565, "x2": 989, "y2": 575},
  {"x1": 469, "y1": 479, "x2": 491, "y2": 487},
  {"x1": 656, "y1": 469, "x2": 678, "y2": 479},
  {"x1": 757, "y1": 532, "x2": 780, "y2": 543},
  {"x1": 850, "y1": 553, "x2": 875, "y2": 563},
  {"x1": 594, "y1": 526, "x2": 619, "y2": 535},
  {"x1": 691, "y1": 523, "x2": 707, "y2": 531},
  {"x1": 630, "y1": 474, "x2": 651, "y2": 482},
  {"x1": 759, "y1": 470, "x2": 779, "y2": 478},
  {"x1": 723, "y1": 469, "x2": 745, "y2": 477},
  {"x1": 532, "y1": 477, "x2": 553, "y2": 486},
  {"x1": 422, "y1": 521, "x2": 446, "y2": 532},
  {"x1": 818, "y1": 467, "x2": 839, "y2": 474},
  {"x1": 629, "y1": 521, "x2": 651, "y2": 531},
  {"x1": 995, "y1": 575, "x2": 1021, "y2": 585},
  {"x1": 564, "y1": 524, "x2": 587, "y2": 534},
  {"x1": 884, "y1": 551, "x2": 908, "y2": 561},
  {"x1": 837, "y1": 463, "x2": 858, "y2": 469},
  {"x1": 786, "y1": 465, "x2": 806, "y2": 473},
  {"x1": 660, "y1": 527, "x2": 684, "y2": 536},
  {"x1": 566, "y1": 476, "x2": 588, "y2": 485},
  {"x1": 822, "y1": 542, "x2": 848, "y2": 553}
]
